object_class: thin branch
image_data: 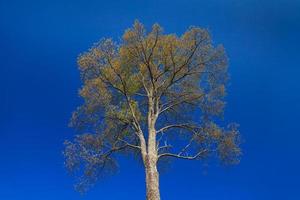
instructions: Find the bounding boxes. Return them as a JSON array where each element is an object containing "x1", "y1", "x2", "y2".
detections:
[
  {"x1": 156, "y1": 123, "x2": 196, "y2": 134},
  {"x1": 157, "y1": 144, "x2": 172, "y2": 152},
  {"x1": 178, "y1": 138, "x2": 194, "y2": 156},
  {"x1": 117, "y1": 138, "x2": 141, "y2": 150},
  {"x1": 158, "y1": 149, "x2": 208, "y2": 160},
  {"x1": 159, "y1": 94, "x2": 205, "y2": 115}
]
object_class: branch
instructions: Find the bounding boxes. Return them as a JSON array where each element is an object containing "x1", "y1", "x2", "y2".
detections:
[
  {"x1": 178, "y1": 138, "x2": 194, "y2": 156},
  {"x1": 135, "y1": 92, "x2": 148, "y2": 97},
  {"x1": 102, "y1": 144, "x2": 131, "y2": 158},
  {"x1": 158, "y1": 149, "x2": 208, "y2": 160},
  {"x1": 157, "y1": 144, "x2": 172, "y2": 152},
  {"x1": 145, "y1": 28, "x2": 160, "y2": 92},
  {"x1": 159, "y1": 94, "x2": 205, "y2": 115},
  {"x1": 102, "y1": 56, "x2": 147, "y2": 159},
  {"x1": 117, "y1": 138, "x2": 141, "y2": 150},
  {"x1": 157, "y1": 38, "x2": 203, "y2": 95},
  {"x1": 156, "y1": 123, "x2": 197, "y2": 134}
]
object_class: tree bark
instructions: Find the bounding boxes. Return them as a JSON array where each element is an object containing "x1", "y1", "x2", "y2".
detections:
[
  {"x1": 145, "y1": 154, "x2": 160, "y2": 200},
  {"x1": 145, "y1": 91, "x2": 160, "y2": 200}
]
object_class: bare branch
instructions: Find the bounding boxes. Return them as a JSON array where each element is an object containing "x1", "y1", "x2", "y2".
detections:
[
  {"x1": 157, "y1": 144, "x2": 172, "y2": 152},
  {"x1": 158, "y1": 149, "x2": 208, "y2": 160},
  {"x1": 117, "y1": 138, "x2": 141, "y2": 150},
  {"x1": 159, "y1": 94, "x2": 205, "y2": 115},
  {"x1": 156, "y1": 123, "x2": 197, "y2": 134}
]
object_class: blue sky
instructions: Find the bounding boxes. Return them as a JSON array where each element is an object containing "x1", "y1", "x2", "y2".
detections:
[{"x1": 1, "y1": 0, "x2": 300, "y2": 199}]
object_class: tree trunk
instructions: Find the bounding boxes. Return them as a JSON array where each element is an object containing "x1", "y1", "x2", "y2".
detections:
[
  {"x1": 145, "y1": 155, "x2": 160, "y2": 200},
  {"x1": 145, "y1": 92, "x2": 160, "y2": 200}
]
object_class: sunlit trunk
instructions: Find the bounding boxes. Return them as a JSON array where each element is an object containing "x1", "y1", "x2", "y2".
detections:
[
  {"x1": 144, "y1": 92, "x2": 160, "y2": 200},
  {"x1": 145, "y1": 154, "x2": 160, "y2": 200}
]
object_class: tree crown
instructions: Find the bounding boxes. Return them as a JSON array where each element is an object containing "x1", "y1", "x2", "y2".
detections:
[{"x1": 64, "y1": 21, "x2": 241, "y2": 192}]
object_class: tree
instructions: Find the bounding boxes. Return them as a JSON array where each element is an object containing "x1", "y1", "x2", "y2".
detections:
[{"x1": 64, "y1": 20, "x2": 241, "y2": 200}]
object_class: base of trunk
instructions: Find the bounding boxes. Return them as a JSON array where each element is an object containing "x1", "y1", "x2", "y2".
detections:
[{"x1": 145, "y1": 156, "x2": 160, "y2": 200}]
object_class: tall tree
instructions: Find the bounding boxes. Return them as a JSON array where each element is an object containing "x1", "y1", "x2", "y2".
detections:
[{"x1": 64, "y1": 21, "x2": 241, "y2": 200}]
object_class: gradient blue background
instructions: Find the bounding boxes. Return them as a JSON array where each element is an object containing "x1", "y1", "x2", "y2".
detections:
[{"x1": 1, "y1": 0, "x2": 300, "y2": 199}]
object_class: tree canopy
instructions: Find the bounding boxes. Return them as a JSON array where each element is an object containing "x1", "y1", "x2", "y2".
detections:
[{"x1": 64, "y1": 21, "x2": 241, "y2": 192}]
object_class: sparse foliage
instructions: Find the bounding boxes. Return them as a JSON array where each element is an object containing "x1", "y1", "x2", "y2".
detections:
[{"x1": 64, "y1": 20, "x2": 241, "y2": 199}]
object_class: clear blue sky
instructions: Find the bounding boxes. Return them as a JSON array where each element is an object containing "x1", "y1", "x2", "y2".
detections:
[{"x1": 1, "y1": 0, "x2": 300, "y2": 199}]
